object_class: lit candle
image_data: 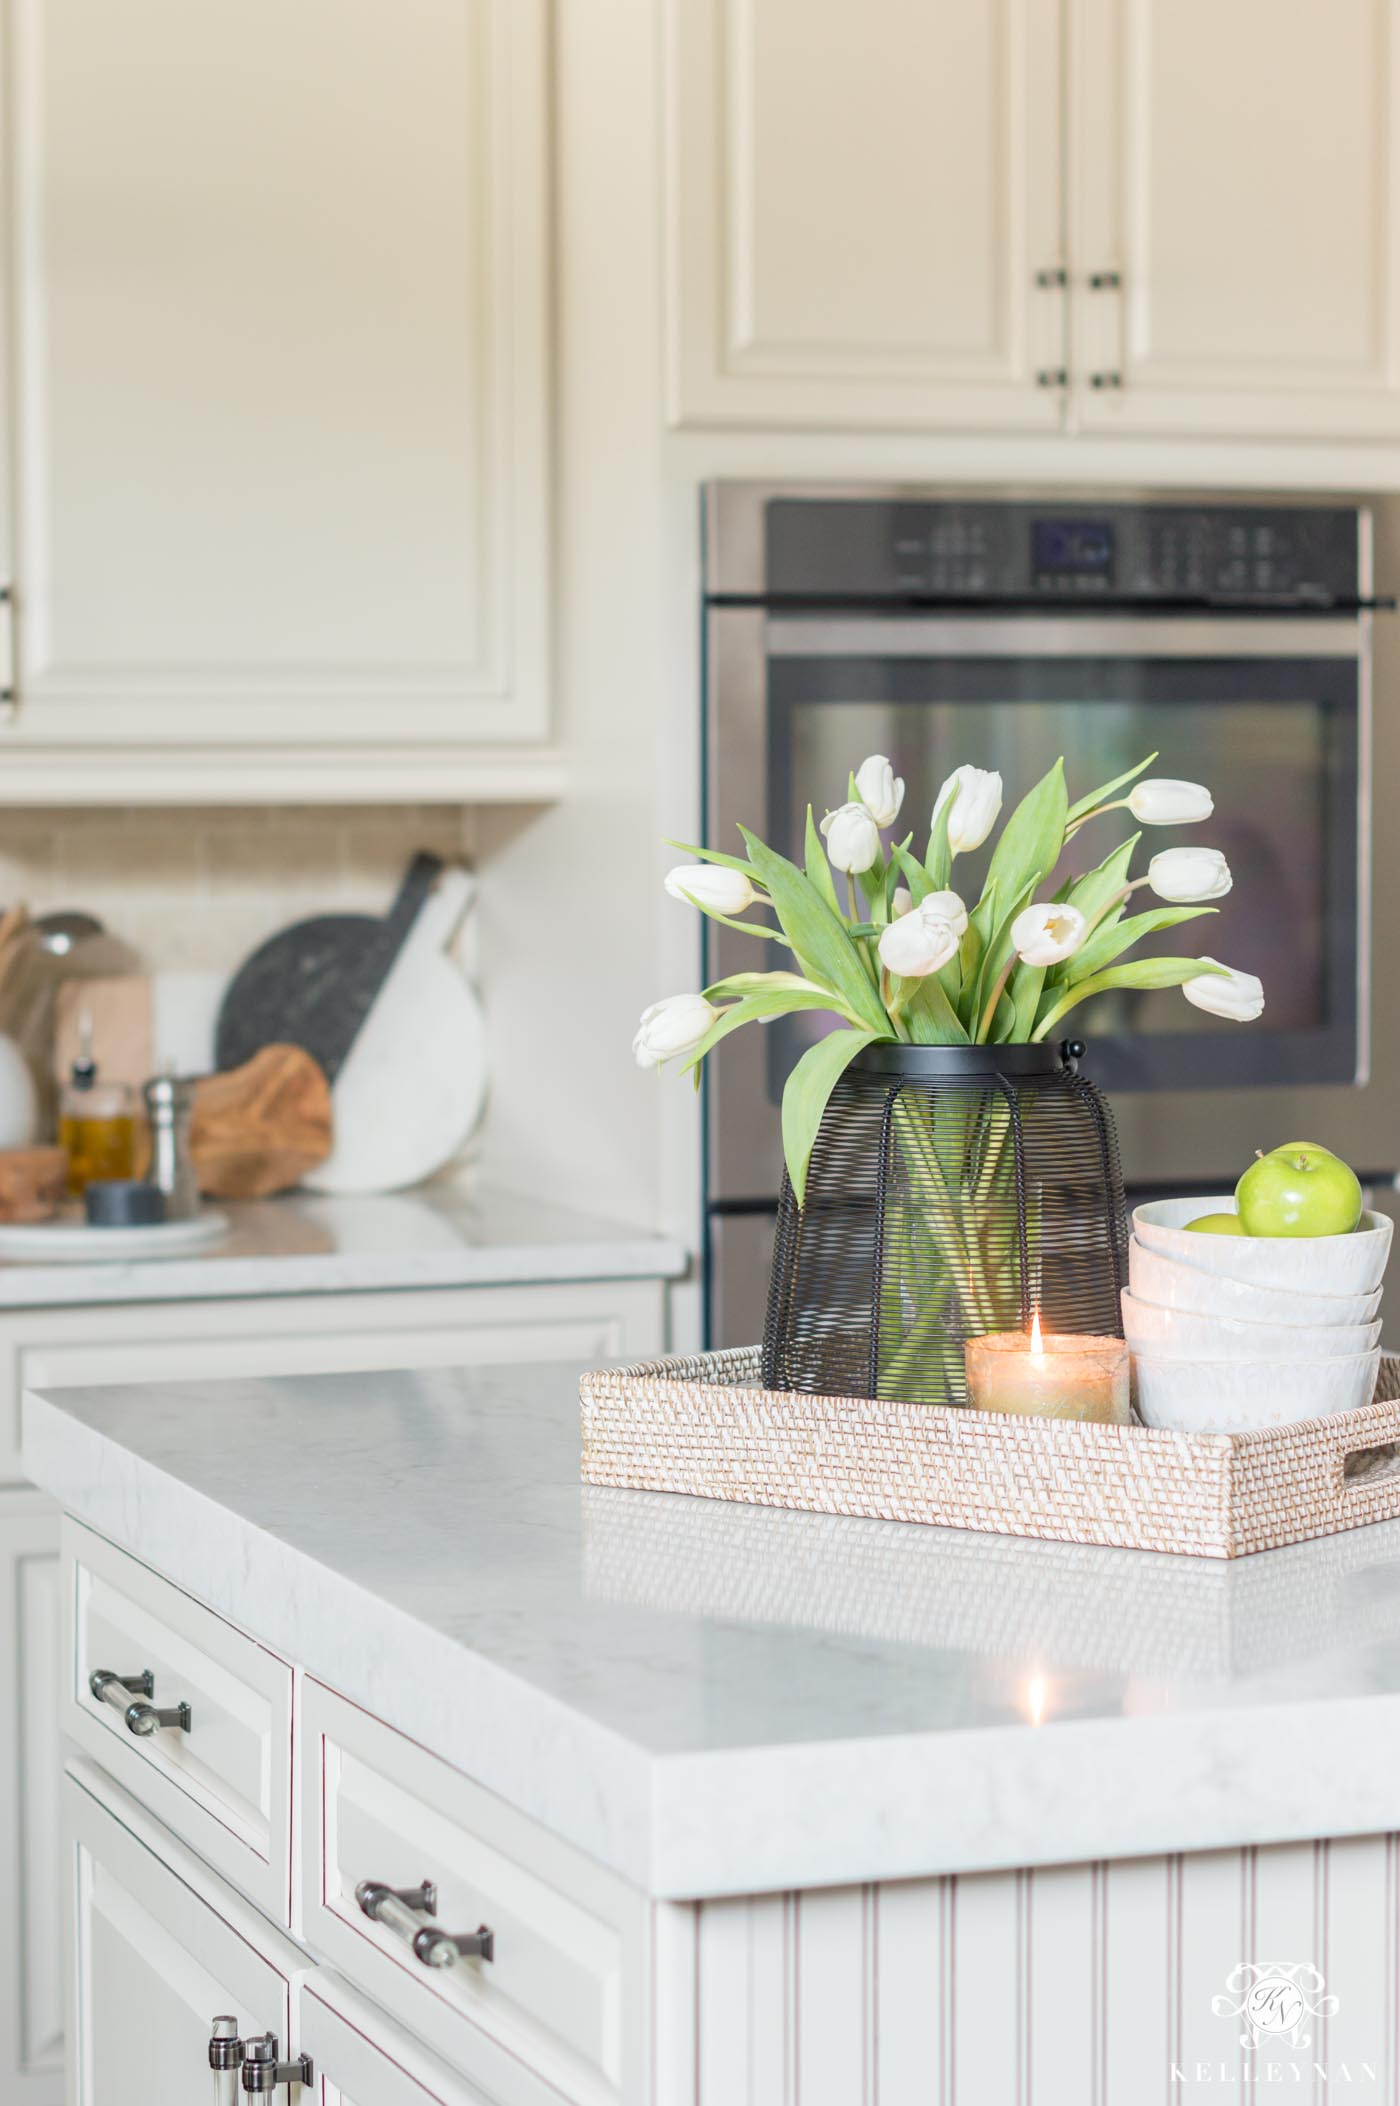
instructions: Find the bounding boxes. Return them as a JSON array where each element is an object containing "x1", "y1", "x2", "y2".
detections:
[{"x1": 964, "y1": 1311, "x2": 1130, "y2": 1423}]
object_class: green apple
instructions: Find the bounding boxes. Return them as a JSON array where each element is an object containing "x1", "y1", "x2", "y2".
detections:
[
  {"x1": 1185, "y1": 1212, "x2": 1246, "y2": 1236},
  {"x1": 1235, "y1": 1142, "x2": 1363, "y2": 1238}
]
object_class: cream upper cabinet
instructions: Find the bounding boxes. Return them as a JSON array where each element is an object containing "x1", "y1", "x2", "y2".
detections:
[
  {"x1": 669, "y1": 0, "x2": 1400, "y2": 445},
  {"x1": 666, "y1": 0, "x2": 1068, "y2": 430},
  {"x1": 0, "y1": 0, "x2": 552, "y2": 801},
  {"x1": 1070, "y1": 0, "x2": 1400, "y2": 436}
]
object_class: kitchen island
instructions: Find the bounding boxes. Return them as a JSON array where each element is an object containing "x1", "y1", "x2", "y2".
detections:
[{"x1": 25, "y1": 1361, "x2": 1400, "y2": 2101}]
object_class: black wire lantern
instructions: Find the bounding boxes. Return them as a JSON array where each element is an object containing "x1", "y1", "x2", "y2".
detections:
[{"x1": 762, "y1": 1040, "x2": 1128, "y2": 1407}]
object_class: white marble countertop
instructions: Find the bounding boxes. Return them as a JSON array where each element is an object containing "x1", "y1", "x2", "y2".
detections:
[
  {"x1": 0, "y1": 1184, "x2": 686, "y2": 1306},
  {"x1": 25, "y1": 1360, "x2": 1400, "y2": 1900}
]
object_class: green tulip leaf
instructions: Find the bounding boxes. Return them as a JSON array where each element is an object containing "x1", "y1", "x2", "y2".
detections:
[
  {"x1": 1066, "y1": 751, "x2": 1159, "y2": 824},
  {"x1": 1009, "y1": 961, "x2": 1046, "y2": 1041},
  {"x1": 981, "y1": 757, "x2": 1067, "y2": 913},
  {"x1": 739, "y1": 827, "x2": 891, "y2": 1036},
  {"x1": 903, "y1": 975, "x2": 970, "y2": 1045},
  {"x1": 702, "y1": 970, "x2": 841, "y2": 1002},
  {"x1": 666, "y1": 837, "x2": 763, "y2": 881},
  {"x1": 781, "y1": 1027, "x2": 883, "y2": 1206},
  {"x1": 1032, "y1": 956, "x2": 1227, "y2": 1042},
  {"x1": 1063, "y1": 904, "x2": 1217, "y2": 987},
  {"x1": 1058, "y1": 832, "x2": 1141, "y2": 932},
  {"x1": 891, "y1": 841, "x2": 936, "y2": 905},
  {"x1": 924, "y1": 798, "x2": 953, "y2": 889},
  {"x1": 680, "y1": 986, "x2": 873, "y2": 1087},
  {"x1": 803, "y1": 805, "x2": 843, "y2": 918}
]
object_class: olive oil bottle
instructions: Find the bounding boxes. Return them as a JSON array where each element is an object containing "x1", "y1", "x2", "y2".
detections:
[{"x1": 59, "y1": 1011, "x2": 136, "y2": 1195}]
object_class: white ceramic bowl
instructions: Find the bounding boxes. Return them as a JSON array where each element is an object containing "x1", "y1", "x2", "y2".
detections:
[
  {"x1": 1132, "y1": 1197, "x2": 1393, "y2": 1297},
  {"x1": 1121, "y1": 1288, "x2": 1381, "y2": 1363},
  {"x1": 1127, "y1": 1238, "x2": 1383, "y2": 1328},
  {"x1": 1133, "y1": 1347, "x2": 1381, "y2": 1434}
]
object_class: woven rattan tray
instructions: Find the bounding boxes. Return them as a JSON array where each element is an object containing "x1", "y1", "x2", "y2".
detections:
[{"x1": 579, "y1": 1347, "x2": 1400, "y2": 1559}]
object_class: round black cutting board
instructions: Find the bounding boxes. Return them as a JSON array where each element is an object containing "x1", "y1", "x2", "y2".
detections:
[{"x1": 213, "y1": 853, "x2": 444, "y2": 1084}]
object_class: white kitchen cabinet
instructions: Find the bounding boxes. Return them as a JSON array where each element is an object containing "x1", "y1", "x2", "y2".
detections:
[
  {"x1": 0, "y1": 0, "x2": 554, "y2": 804},
  {"x1": 0, "y1": 1277, "x2": 668, "y2": 1484},
  {"x1": 0, "y1": 1495, "x2": 61, "y2": 2106},
  {"x1": 1070, "y1": 0, "x2": 1400, "y2": 437},
  {"x1": 297, "y1": 1973, "x2": 496, "y2": 2106},
  {"x1": 668, "y1": 0, "x2": 1400, "y2": 443},
  {"x1": 65, "y1": 1762, "x2": 304, "y2": 2106},
  {"x1": 665, "y1": 0, "x2": 1067, "y2": 431}
]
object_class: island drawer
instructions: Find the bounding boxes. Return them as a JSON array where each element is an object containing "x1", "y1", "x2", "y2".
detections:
[
  {"x1": 301, "y1": 1679, "x2": 648, "y2": 2106},
  {"x1": 64, "y1": 1518, "x2": 294, "y2": 1923}
]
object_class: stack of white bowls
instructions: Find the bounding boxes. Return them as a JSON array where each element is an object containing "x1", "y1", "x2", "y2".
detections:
[{"x1": 1124, "y1": 1196, "x2": 1392, "y2": 1433}]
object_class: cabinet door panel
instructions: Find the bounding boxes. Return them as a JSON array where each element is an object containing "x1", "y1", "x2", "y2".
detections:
[
  {"x1": 1073, "y1": 0, "x2": 1400, "y2": 434},
  {"x1": 66, "y1": 1762, "x2": 300, "y2": 2106},
  {"x1": 298, "y1": 1974, "x2": 494, "y2": 2106},
  {"x1": 668, "y1": 0, "x2": 1066, "y2": 429},
  {"x1": 0, "y1": 1501, "x2": 62, "y2": 2106},
  {"x1": 2, "y1": 0, "x2": 547, "y2": 744}
]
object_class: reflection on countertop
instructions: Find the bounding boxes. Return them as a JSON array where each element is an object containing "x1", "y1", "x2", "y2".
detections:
[
  {"x1": 582, "y1": 1481, "x2": 1400, "y2": 1684},
  {"x1": 0, "y1": 1181, "x2": 687, "y2": 1306}
]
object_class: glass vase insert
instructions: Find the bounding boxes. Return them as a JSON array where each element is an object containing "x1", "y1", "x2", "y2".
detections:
[{"x1": 761, "y1": 1041, "x2": 1128, "y2": 1407}]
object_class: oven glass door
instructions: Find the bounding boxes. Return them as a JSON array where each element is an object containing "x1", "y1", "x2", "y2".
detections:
[{"x1": 704, "y1": 611, "x2": 1364, "y2": 1207}]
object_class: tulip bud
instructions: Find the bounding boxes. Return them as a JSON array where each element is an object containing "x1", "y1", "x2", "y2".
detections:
[
  {"x1": 890, "y1": 886, "x2": 914, "y2": 919},
  {"x1": 632, "y1": 993, "x2": 719, "y2": 1069},
  {"x1": 1128, "y1": 778, "x2": 1214, "y2": 824},
  {"x1": 1011, "y1": 901, "x2": 1088, "y2": 967},
  {"x1": 1182, "y1": 960, "x2": 1265, "y2": 1022},
  {"x1": 664, "y1": 864, "x2": 756, "y2": 915},
  {"x1": 931, "y1": 766, "x2": 1003, "y2": 855},
  {"x1": 878, "y1": 902, "x2": 962, "y2": 978},
  {"x1": 820, "y1": 801, "x2": 882, "y2": 874},
  {"x1": 1146, "y1": 847, "x2": 1232, "y2": 903},
  {"x1": 921, "y1": 888, "x2": 970, "y2": 938},
  {"x1": 854, "y1": 753, "x2": 905, "y2": 828}
]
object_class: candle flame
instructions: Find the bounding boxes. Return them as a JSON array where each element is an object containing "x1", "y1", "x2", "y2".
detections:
[
  {"x1": 1024, "y1": 1673, "x2": 1049, "y2": 1726},
  {"x1": 1030, "y1": 1308, "x2": 1044, "y2": 1358}
]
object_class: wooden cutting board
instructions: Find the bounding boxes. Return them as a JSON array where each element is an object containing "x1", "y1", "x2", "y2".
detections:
[{"x1": 190, "y1": 1044, "x2": 333, "y2": 1199}]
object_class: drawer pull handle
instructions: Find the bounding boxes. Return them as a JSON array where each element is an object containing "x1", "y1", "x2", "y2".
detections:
[
  {"x1": 90, "y1": 1666, "x2": 192, "y2": 1737},
  {"x1": 241, "y1": 2033, "x2": 313, "y2": 2096},
  {"x1": 355, "y1": 1878, "x2": 495, "y2": 1969}
]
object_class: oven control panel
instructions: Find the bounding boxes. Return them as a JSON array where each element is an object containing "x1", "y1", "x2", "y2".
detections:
[{"x1": 762, "y1": 499, "x2": 1363, "y2": 605}]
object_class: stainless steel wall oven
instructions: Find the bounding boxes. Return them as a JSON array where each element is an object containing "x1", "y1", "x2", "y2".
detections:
[{"x1": 702, "y1": 484, "x2": 1378, "y2": 1347}]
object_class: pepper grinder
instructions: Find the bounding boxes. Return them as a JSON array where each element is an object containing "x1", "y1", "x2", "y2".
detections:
[{"x1": 142, "y1": 1070, "x2": 199, "y2": 1220}]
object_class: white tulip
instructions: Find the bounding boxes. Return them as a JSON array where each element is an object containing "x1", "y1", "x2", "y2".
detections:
[
  {"x1": 632, "y1": 993, "x2": 719, "y2": 1069},
  {"x1": 664, "y1": 864, "x2": 756, "y2": 915},
  {"x1": 820, "y1": 801, "x2": 881, "y2": 874},
  {"x1": 878, "y1": 901, "x2": 962, "y2": 978},
  {"x1": 932, "y1": 765, "x2": 1003, "y2": 855},
  {"x1": 921, "y1": 888, "x2": 969, "y2": 938},
  {"x1": 1011, "y1": 901, "x2": 1088, "y2": 967},
  {"x1": 891, "y1": 886, "x2": 914, "y2": 918},
  {"x1": 854, "y1": 753, "x2": 905, "y2": 828},
  {"x1": 1146, "y1": 847, "x2": 1232, "y2": 903},
  {"x1": 1128, "y1": 778, "x2": 1214, "y2": 824},
  {"x1": 1182, "y1": 959, "x2": 1265, "y2": 1022}
]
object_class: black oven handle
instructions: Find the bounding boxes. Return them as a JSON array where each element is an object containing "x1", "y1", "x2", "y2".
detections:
[{"x1": 708, "y1": 591, "x2": 1395, "y2": 617}]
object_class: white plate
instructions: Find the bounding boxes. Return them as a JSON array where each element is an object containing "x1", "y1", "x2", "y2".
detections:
[{"x1": 0, "y1": 1210, "x2": 230, "y2": 1263}]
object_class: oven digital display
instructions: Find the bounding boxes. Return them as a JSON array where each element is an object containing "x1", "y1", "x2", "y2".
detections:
[{"x1": 1033, "y1": 518, "x2": 1115, "y2": 574}]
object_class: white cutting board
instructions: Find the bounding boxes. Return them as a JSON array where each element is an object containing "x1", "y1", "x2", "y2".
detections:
[{"x1": 302, "y1": 866, "x2": 487, "y2": 1195}]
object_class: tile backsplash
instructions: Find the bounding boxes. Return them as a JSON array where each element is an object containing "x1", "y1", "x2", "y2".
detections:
[{"x1": 0, "y1": 805, "x2": 479, "y2": 971}]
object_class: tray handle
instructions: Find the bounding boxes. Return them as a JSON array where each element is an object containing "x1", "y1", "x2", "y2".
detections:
[{"x1": 1341, "y1": 1434, "x2": 1400, "y2": 1495}]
